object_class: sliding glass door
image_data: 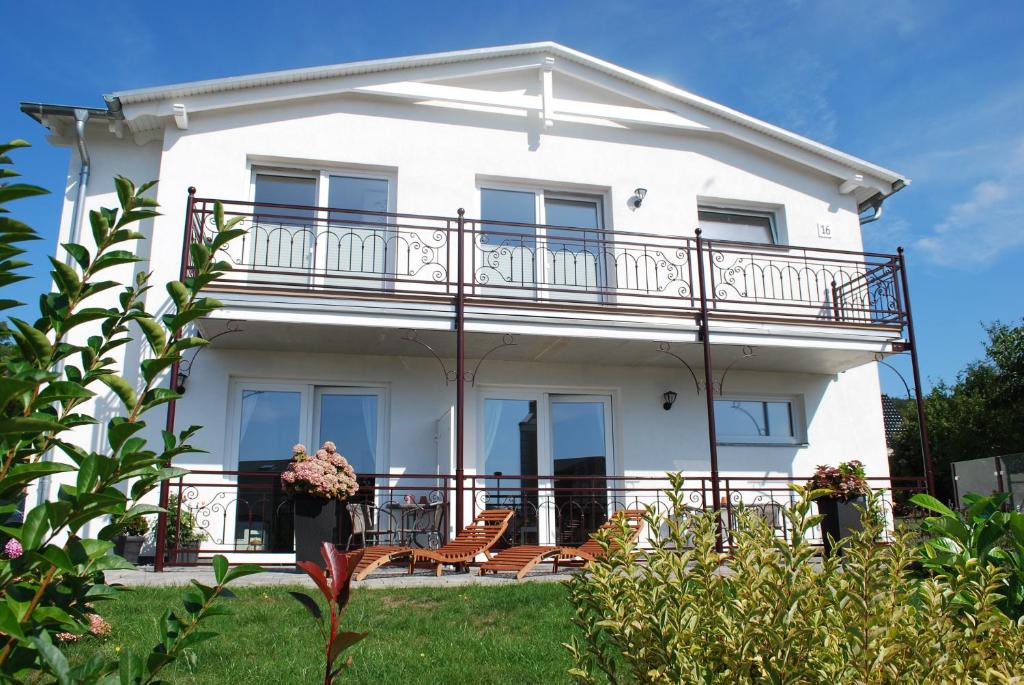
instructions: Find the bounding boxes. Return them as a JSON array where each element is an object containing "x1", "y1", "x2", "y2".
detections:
[
  {"x1": 479, "y1": 391, "x2": 613, "y2": 546},
  {"x1": 550, "y1": 396, "x2": 613, "y2": 545},
  {"x1": 229, "y1": 383, "x2": 382, "y2": 554}
]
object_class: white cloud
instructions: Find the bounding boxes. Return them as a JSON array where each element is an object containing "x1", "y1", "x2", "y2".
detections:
[{"x1": 913, "y1": 139, "x2": 1024, "y2": 267}]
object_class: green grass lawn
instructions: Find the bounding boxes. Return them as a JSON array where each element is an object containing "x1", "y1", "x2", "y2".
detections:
[{"x1": 62, "y1": 582, "x2": 577, "y2": 684}]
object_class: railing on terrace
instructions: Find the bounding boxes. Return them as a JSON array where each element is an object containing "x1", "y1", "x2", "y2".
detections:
[
  {"x1": 162, "y1": 470, "x2": 927, "y2": 566},
  {"x1": 184, "y1": 196, "x2": 907, "y2": 328}
]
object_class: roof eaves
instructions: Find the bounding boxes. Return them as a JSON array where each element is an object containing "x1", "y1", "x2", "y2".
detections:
[{"x1": 103, "y1": 41, "x2": 905, "y2": 189}]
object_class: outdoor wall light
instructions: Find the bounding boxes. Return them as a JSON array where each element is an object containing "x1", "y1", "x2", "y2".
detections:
[
  {"x1": 632, "y1": 187, "x2": 648, "y2": 208},
  {"x1": 662, "y1": 390, "x2": 678, "y2": 411},
  {"x1": 176, "y1": 368, "x2": 190, "y2": 395}
]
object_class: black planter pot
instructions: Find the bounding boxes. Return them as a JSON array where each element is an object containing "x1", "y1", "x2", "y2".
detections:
[
  {"x1": 114, "y1": 535, "x2": 145, "y2": 564},
  {"x1": 817, "y1": 495, "x2": 865, "y2": 557},
  {"x1": 293, "y1": 495, "x2": 340, "y2": 563}
]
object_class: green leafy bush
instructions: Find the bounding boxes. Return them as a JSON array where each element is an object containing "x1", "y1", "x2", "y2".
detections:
[
  {"x1": 912, "y1": 491, "x2": 1024, "y2": 619},
  {"x1": 122, "y1": 514, "x2": 149, "y2": 537},
  {"x1": 564, "y1": 475, "x2": 1024, "y2": 684},
  {"x1": 0, "y1": 140, "x2": 260, "y2": 682},
  {"x1": 165, "y1": 494, "x2": 206, "y2": 548}
]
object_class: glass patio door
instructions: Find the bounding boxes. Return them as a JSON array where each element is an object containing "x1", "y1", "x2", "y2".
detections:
[
  {"x1": 481, "y1": 397, "x2": 539, "y2": 545},
  {"x1": 314, "y1": 388, "x2": 382, "y2": 504},
  {"x1": 550, "y1": 396, "x2": 614, "y2": 546},
  {"x1": 320, "y1": 175, "x2": 391, "y2": 292},
  {"x1": 480, "y1": 392, "x2": 613, "y2": 546},
  {"x1": 544, "y1": 197, "x2": 604, "y2": 303}
]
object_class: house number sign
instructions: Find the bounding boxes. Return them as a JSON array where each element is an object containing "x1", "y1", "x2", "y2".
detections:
[{"x1": 817, "y1": 223, "x2": 832, "y2": 239}]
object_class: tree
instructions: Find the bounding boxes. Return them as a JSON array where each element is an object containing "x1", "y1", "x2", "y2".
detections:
[
  {"x1": 0, "y1": 139, "x2": 259, "y2": 682},
  {"x1": 890, "y1": 320, "x2": 1024, "y2": 503}
]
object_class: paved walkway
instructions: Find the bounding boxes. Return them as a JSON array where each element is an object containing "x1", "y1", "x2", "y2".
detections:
[{"x1": 105, "y1": 564, "x2": 577, "y2": 589}]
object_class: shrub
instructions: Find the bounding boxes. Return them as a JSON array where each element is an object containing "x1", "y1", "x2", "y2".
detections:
[
  {"x1": 165, "y1": 494, "x2": 206, "y2": 548},
  {"x1": 912, "y1": 491, "x2": 1024, "y2": 619},
  {"x1": 806, "y1": 459, "x2": 868, "y2": 501},
  {"x1": 122, "y1": 514, "x2": 149, "y2": 537},
  {"x1": 0, "y1": 140, "x2": 260, "y2": 682},
  {"x1": 564, "y1": 474, "x2": 1024, "y2": 684}
]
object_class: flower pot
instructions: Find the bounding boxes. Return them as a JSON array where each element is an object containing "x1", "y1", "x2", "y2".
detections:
[
  {"x1": 166, "y1": 544, "x2": 200, "y2": 565},
  {"x1": 114, "y1": 535, "x2": 145, "y2": 564},
  {"x1": 817, "y1": 495, "x2": 865, "y2": 557},
  {"x1": 293, "y1": 495, "x2": 339, "y2": 563}
]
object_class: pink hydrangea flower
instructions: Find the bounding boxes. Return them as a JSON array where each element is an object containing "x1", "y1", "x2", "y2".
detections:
[
  {"x1": 292, "y1": 444, "x2": 307, "y2": 455},
  {"x1": 280, "y1": 440, "x2": 359, "y2": 501},
  {"x1": 4, "y1": 538, "x2": 22, "y2": 559}
]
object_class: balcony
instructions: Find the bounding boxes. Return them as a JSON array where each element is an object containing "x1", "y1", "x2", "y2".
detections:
[{"x1": 184, "y1": 196, "x2": 909, "y2": 332}]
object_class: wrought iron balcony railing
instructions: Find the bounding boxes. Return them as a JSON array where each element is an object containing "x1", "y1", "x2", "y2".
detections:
[
  {"x1": 161, "y1": 469, "x2": 927, "y2": 566},
  {"x1": 183, "y1": 193, "x2": 908, "y2": 329}
]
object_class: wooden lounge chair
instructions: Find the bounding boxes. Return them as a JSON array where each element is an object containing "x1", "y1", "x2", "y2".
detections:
[
  {"x1": 478, "y1": 508, "x2": 646, "y2": 580},
  {"x1": 353, "y1": 508, "x2": 513, "y2": 581}
]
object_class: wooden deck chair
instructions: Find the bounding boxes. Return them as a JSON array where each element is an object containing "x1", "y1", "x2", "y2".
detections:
[
  {"x1": 478, "y1": 508, "x2": 646, "y2": 580},
  {"x1": 353, "y1": 509, "x2": 513, "y2": 581},
  {"x1": 411, "y1": 508, "x2": 514, "y2": 576}
]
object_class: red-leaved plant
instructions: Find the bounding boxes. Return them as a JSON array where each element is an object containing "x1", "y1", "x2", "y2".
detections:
[{"x1": 290, "y1": 542, "x2": 367, "y2": 684}]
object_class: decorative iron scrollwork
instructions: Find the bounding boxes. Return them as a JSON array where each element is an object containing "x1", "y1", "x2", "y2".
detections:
[
  {"x1": 657, "y1": 343, "x2": 755, "y2": 395},
  {"x1": 401, "y1": 330, "x2": 517, "y2": 386}
]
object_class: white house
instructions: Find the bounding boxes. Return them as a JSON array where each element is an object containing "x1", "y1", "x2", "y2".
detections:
[{"x1": 21, "y1": 42, "x2": 931, "y2": 566}]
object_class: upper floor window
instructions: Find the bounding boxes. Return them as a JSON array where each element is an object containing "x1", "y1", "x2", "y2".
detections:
[
  {"x1": 714, "y1": 397, "x2": 801, "y2": 444},
  {"x1": 250, "y1": 169, "x2": 392, "y2": 274},
  {"x1": 698, "y1": 208, "x2": 777, "y2": 244},
  {"x1": 478, "y1": 186, "x2": 605, "y2": 294}
]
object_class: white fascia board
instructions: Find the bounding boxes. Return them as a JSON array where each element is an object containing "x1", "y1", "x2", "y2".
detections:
[{"x1": 108, "y1": 41, "x2": 907, "y2": 188}]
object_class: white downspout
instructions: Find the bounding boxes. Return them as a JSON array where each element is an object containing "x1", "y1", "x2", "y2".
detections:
[{"x1": 67, "y1": 108, "x2": 91, "y2": 252}]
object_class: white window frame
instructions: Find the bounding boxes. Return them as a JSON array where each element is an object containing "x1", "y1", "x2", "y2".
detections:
[
  {"x1": 714, "y1": 395, "x2": 805, "y2": 446},
  {"x1": 225, "y1": 379, "x2": 388, "y2": 473},
  {"x1": 697, "y1": 205, "x2": 781, "y2": 245}
]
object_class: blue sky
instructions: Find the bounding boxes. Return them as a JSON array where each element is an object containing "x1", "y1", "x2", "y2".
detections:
[{"x1": 4, "y1": 1, "x2": 1023, "y2": 394}]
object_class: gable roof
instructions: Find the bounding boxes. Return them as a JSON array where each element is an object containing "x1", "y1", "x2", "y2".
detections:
[{"x1": 23, "y1": 42, "x2": 908, "y2": 201}]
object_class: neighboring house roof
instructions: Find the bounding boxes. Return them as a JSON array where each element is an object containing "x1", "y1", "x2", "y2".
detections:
[
  {"x1": 20, "y1": 41, "x2": 908, "y2": 203},
  {"x1": 881, "y1": 394, "x2": 907, "y2": 446}
]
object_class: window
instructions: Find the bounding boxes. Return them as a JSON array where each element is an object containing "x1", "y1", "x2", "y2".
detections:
[
  {"x1": 478, "y1": 186, "x2": 604, "y2": 295},
  {"x1": 714, "y1": 398, "x2": 800, "y2": 444},
  {"x1": 698, "y1": 208, "x2": 777, "y2": 244},
  {"x1": 250, "y1": 169, "x2": 394, "y2": 277}
]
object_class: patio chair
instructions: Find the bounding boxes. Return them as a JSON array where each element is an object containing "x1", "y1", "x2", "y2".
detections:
[
  {"x1": 345, "y1": 503, "x2": 399, "y2": 551},
  {"x1": 353, "y1": 508, "x2": 513, "y2": 581},
  {"x1": 478, "y1": 508, "x2": 646, "y2": 580}
]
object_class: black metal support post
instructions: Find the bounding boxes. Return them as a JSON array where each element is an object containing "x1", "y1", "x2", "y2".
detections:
[
  {"x1": 154, "y1": 186, "x2": 197, "y2": 572},
  {"x1": 897, "y1": 247, "x2": 936, "y2": 497},
  {"x1": 454, "y1": 209, "x2": 467, "y2": 534},
  {"x1": 695, "y1": 229, "x2": 724, "y2": 552}
]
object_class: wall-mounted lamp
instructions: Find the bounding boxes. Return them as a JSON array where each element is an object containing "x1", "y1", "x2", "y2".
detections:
[
  {"x1": 662, "y1": 390, "x2": 678, "y2": 411},
  {"x1": 632, "y1": 187, "x2": 648, "y2": 208},
  {"x1": 176, "y1": 368, "x2": 190, "y2": 394}
]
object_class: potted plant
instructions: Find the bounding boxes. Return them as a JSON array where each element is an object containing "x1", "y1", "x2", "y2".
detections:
[
  {"x1": 165, "y1": 495, "x2": 206, "y2": 565},
  {"x1": 806, "y1": 460, "x2": 869, "y2": 556},
  {"x1": 281, "y1": 442, "x2": 359, "y2": 563},
  {"x1": 114, "y1": 514, "x2": 149, "y2": 564}
]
